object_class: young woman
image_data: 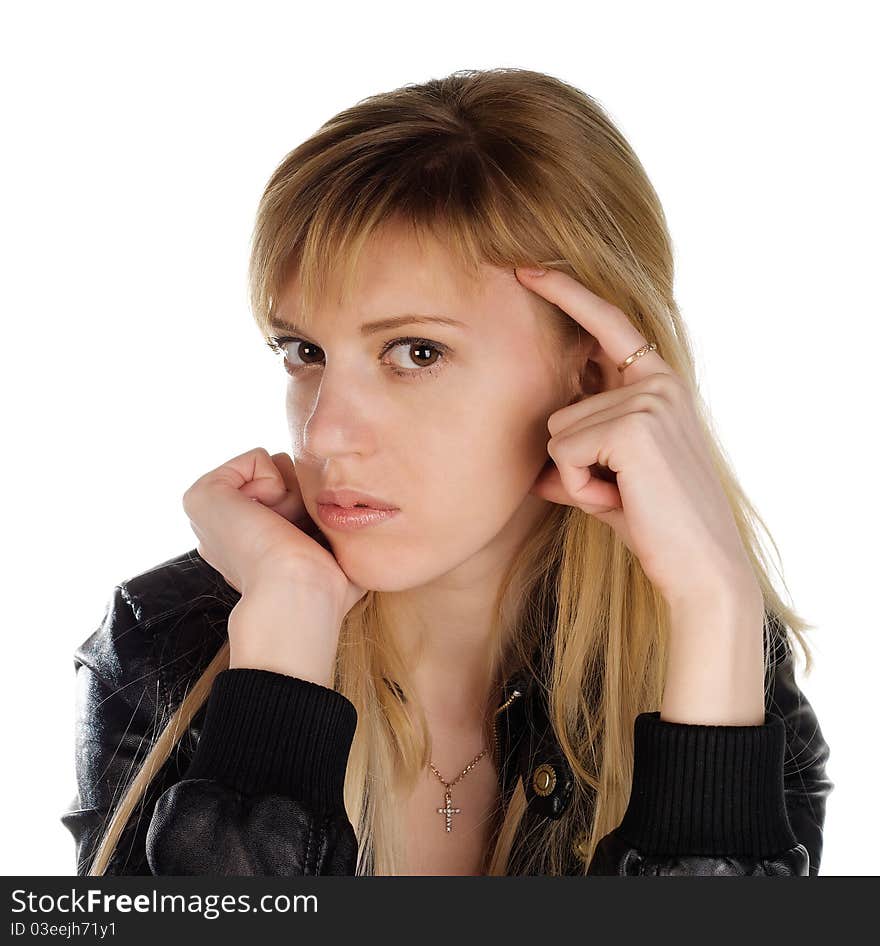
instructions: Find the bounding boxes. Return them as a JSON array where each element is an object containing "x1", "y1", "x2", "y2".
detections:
[{"x1": 62, "y1": 67, "x2": 833, "y2": 876}]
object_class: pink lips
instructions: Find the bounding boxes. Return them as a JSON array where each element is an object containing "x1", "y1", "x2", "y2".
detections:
[
  {"x1": 316, "y1": 503, "x2": 400, "y2": 531},
  {"x1": 315, "y1": 487, "x2": 398, "y2": 510}
]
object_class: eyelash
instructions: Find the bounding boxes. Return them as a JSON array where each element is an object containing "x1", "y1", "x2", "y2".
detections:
[{"x1": 264, "y1": 334, "x2": 451, "y2": 381}]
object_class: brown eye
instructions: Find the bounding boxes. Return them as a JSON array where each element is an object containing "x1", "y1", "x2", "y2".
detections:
[
  {"x1": 286, "y1": 339, "x2": 323, "y2": 366},
  {"x1": 387, "y1": 341, "x2": 441, "y2": 370},
  {"x1": 267, "y1": 336, "x2": 323, "y2": 372}
]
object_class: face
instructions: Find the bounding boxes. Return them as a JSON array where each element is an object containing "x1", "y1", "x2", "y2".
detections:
[{"x1": 272, "y1": 223, "x2": 588, "y2": 594}]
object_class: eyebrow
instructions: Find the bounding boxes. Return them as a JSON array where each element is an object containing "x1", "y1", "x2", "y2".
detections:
[{"x1": 267, "y1": 313, "x2": 469, "y2": 338}]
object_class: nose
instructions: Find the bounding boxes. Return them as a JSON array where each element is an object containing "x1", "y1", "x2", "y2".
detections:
[{"x1": 294, "y1": 372, "x2": 374, "y2": 460}]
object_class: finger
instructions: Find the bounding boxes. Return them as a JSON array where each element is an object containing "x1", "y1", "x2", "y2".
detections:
[
  {"x1": 531, "y1": 456, "x2": 622, "y2": 510},
  {"x1": 270, "y1": 452, "x2": 302, "y2": 498},
  {"x1": 188, "y1": 448, "x2": 287, "y2": 526},
  {"x1": 185, "y1": 479, "x2": 283, "y2": 549},
  {"x1": 546, "y1": 376, "x2": 665, "y2": 438},
  {"x1": 200, "y1": 447, "x2": 284, "y2": 497},
  {"x1": 515, "y1": 267, "x2": 672, "y2": 383},
  {"x1": 530, "y1": 455, "x2": 632, "y2": 549},
  {"x1": 547, "y1": 415, "x2": 634, "y2": 506},
  {"x1": 266, "y1": 452, "x2": 310, "y2": 523}
]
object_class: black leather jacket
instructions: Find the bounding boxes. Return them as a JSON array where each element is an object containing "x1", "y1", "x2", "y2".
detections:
[{"x1": 61, "y1": 548, "x2": 833, "y2": 876}]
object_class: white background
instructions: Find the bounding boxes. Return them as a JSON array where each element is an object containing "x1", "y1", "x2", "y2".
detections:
[{"x1": 2, "y1": 0, "x2": 876, "y2": 875}]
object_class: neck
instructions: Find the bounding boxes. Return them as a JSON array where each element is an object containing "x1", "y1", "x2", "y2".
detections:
[
  {"x1": 393, "y1": 602, "x2": 502, "y2": 728},
  {"x1": 386, "y1": 494, "x2": 550, "y2": 727}
]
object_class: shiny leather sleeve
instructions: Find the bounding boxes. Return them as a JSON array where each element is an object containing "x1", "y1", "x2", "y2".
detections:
[
  {"x1": 587, "y1": 628, "x2": 833, "y2": 877},
  {"x1": 60, "y1": 584, "x2": 168, "y2": 875},
  {"x1": 61, "y1": 578, "x2": 359, "y2": 876},
  {"x1": 144, "y1": 667, "x2": 359, "y2": 876}
]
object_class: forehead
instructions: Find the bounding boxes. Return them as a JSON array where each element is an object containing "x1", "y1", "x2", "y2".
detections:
[{"x1": 275, "y1": 223, "x2": 528, "y2": 331}]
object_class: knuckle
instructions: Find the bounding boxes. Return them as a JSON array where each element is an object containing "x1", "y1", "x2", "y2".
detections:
[
  {"x1": 548, "y1": 402, "x2": 579, "y2": 435},
  {"x1": 641, "y1": 371, "x2": 687, "y2": 407},
  {"x1": 660, "y1": 372, "x2": 686, "y2": 399},
  {"x1": 182, "y1": 480, "x2": 206, "y2": 513},
  {"x1": 630, "y1": 392, "x2": 663, "y2": 414},
  {"x1": 547, "y1": 429, "x2": 575, "y2": 457}
]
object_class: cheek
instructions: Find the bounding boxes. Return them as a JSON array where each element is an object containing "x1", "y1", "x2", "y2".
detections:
[
  {"x1": 419, "y1": 392, "x2": 552, "y2": 525},
  {"x1": 456, "y1": 403, "x2": 550, "y2": 488}
]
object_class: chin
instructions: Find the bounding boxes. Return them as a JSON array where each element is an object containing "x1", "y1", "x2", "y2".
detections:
[{"x1": 326, "y1": 541, "x2": 454, "y2": 593}]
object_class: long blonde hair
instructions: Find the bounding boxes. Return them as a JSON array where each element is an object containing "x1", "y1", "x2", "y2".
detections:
[{"x1": 87, "y1": 67, "x2": 814, "y2": 876}]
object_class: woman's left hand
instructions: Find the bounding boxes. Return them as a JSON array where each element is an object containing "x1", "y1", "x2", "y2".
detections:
[{"x1": 515, "y1": 266, "x2": 762, "y2": 613}]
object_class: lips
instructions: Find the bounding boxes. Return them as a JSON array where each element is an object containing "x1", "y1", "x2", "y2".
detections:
[{"x1": 315, "y1": 487, "x2": 398, "y2": 510}]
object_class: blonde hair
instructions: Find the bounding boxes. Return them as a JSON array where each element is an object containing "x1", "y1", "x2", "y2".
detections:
[{"x1": 87, "y1": 67, "x2": 814, "y2": 876}]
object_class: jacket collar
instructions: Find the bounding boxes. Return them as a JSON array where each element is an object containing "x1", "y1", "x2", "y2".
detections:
[
  {"x1": 495, "y1": 644, "x2": 575, "y2": 821},
  {"x1": 383, "y1": 658, "x2": 574, "y2": 820}
]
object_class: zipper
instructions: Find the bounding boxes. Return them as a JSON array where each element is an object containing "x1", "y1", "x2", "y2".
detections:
[{"x1": 491, "y1": 688, "x2": 522, "y2": 762}]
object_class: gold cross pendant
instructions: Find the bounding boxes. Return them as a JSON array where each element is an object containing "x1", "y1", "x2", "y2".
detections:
[{"x1": 436, "y1": 788, "x2": 461, "y2": 833}]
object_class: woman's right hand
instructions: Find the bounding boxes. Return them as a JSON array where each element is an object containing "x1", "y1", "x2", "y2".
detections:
[{"x1": 181, "y1": 446, "x2": 368, "y2": 617}]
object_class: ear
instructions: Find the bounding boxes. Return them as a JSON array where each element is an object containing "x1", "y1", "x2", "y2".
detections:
[{"x1": 562, "y1": 330, "x2": 625, "y2": 405}]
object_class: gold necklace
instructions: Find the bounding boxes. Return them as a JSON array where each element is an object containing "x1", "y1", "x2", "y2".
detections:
[{"x1": 428, "y1": 748, "x2": 488, "y2": 833}]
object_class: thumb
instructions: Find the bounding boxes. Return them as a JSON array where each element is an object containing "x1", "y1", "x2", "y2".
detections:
[
  {"x1": 529, "y1": 460, "x2": 630, "y2": 539},
  {"x1": 529, "y1": 459, "x2": 622, "y2": 510},
  {"x1": 264, "y1": 451, "x2": 309, "y2": 523},
  {"x1": 528, "y1": 460, "x2": 570, "y2": 505},
  {"x1": 237, "y1": 452, "x2": 299, "y2": 519}
]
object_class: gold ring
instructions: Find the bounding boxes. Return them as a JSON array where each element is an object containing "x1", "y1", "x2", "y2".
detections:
[{"x1": 617, "y1": 341, "x2": 657, "y2": 373}]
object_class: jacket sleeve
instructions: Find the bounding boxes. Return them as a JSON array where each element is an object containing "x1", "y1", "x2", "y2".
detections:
[
  {"x1": 60, "y1": 584, "x2": 166, "y2": 875},
  {"x1": 61, "y1": 582, "x2": 359, "y2": 876},
  {"x1": 586, "y1": 626, "x2": 833, "y2": 876},
  {"x1": 144, "y1": 667, "x2": 359, "y2": 875}
]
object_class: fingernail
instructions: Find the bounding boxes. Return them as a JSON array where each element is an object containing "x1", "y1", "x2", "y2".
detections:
[{"x1": 519, "y1": 266, "x2": 546, "y2": 277}]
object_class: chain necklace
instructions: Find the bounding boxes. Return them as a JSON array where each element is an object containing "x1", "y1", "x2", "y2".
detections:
[{"x1": 428, "y1": 748, "x2": 488, "y2": 833}]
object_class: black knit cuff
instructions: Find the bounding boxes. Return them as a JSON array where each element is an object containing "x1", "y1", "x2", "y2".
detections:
[
  {"x1": 183, "y1": 668, "x2": 357, "y2": 812},
  {"x1": 616, "y1": 711, "x2": 798, "y2": 859}
]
